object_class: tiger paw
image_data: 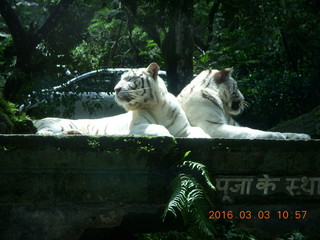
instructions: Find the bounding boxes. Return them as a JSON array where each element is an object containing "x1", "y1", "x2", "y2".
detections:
[
  {"x1": 282, "y1": 132, "x2": 311, "y2": 140},
  {"x1": 63, "y1": 130, "x2": 82, "y2": 135}
]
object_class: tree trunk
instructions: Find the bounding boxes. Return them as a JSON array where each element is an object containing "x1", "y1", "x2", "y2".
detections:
[
  {"x1": 162, "y1": 29, "x2": 177, "y2": 93},
  {"x1": 162, "y1": 1, "x2": 194, "y2": 96},
  {"x1": 174, "y1": 7, "x2": 194, "y2": 95},
  {"x1": 0, "y1": 0, "x2": 74, "y2": 102},
  {"x1": 121, "y1": 0, "x2": 194, "y2": 95}
]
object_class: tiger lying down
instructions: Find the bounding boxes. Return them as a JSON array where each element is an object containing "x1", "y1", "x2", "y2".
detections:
[
  {"x1": 177, "y1": 68, "x2": 310, "y2": 140},
  {"x1": 33, "y1": 63, "x2": 210, "y2": 138}
]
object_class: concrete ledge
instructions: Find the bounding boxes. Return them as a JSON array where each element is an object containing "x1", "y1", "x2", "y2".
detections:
[{"x1": 0, "y1": 135, "x2": 320, "y2": 239}]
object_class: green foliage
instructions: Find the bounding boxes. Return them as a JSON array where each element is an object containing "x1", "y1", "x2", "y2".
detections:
[
  {"x1": 193, "y1": 0, "x2": 320, "y2": 129},
  {"x1": 0, "y1": 34, "x2": 14, "y2": 86},
  {"x1": 181, "y1": 159, "x2": 215, "y2": 191},
  {"x1": 1, "y1": 0, "x2": 319, "y2": 127},
  {"x1": 161, "y1": 151, "x2": 260, "y2": 239},
  {"x1": 161, "y1": 151, "x2": 312, "y2": 240},
  {"x1": 0, "y1": 92, "x2": 34, "y2": 133},
  {"x1": 87, "y1": 139, "x2": 100, "y2": 150},
  {"x1": 136, "y1": 227, "x2": 309, "y2": 240},
  {"x1": 162, "y1": 151, "x2": 216, "y2": 238},
  {"x1": 160, "y1": 148, "x2": 311, "y2": 239},
  {"x1": 275, "y1": 230, "x2": 309, "y2": 240},
  {"x1": 71, "y1": 16, "x2": 124, "y2": 70},
  {"x1": 71, "y1": 5, "x2": 163, "y2": 70}
]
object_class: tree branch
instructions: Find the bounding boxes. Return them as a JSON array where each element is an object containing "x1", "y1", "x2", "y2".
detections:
[
  {"x1": 206, "y1": 0, "x2": 222, "y2": 50},
  {"x1": 191, "y1": 0, "x2": 222, "y2": 52},
  {"x1": 1, "y1": 0, "x2": 75, "y2": 101},
  {"x1": 0, "y1": 0, "x2": 26, "y2": 51},
  {"x1": 120, "y1": 0, "x2": 161, "y2": 46},
  {"x1": 35, "y1": 0, "x2": 75, "y2": 43}
]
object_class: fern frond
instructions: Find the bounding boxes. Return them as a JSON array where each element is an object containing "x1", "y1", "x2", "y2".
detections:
[
  {"x1": 163, "y1": 173, "x2": 201, "y2": 219},
  {"x1": 181, "y1": 160, "x2": 216, "y2": 190},
  {"x1": 163, "y1": 151, "x2": 217, "y2": 238},
  {"x1": 190, "y1": 198, "x2": 216, "y2": 237},
  {"x1": 162, "y1": 173, "x2": 188, "y2": 220}
]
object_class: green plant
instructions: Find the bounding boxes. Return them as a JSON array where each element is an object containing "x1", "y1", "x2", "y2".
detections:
[
  {"x1": 162, "y1": 151, "x2": 216, "y2": 238},
  {"x1": 276, "y1": 230, "x2": 309, "y2": 240},
  {"x1": 87, "y1": 139, "x2": 101, "y2": 150},
  {"x1": 0, "y1": 92, "x2": 34, "y2": 133},
  {"x1": 162, "y1": 151, "x2": 259, "y2": 240}
]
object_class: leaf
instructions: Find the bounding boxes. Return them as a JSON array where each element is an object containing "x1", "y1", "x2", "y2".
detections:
[{"x1": 181, "y1": 160, "x2": 216, "y2": 190}]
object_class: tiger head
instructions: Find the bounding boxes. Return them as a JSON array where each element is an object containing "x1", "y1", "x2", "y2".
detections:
[
  {"x1": 213, "y1": 68, "x2": 246, "y2": 115},
  {"x1": 114, "y1": 63, "x2": 167, "y2": 111}
]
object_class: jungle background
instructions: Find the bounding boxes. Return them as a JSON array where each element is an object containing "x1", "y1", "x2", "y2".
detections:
[{"x1": 0, "y1": 0, "x2": 320, "y2": 130}]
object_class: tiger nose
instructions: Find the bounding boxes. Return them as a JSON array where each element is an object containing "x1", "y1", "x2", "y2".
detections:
[
  {"x1": 231, "y1": 100, "x2": 240, "y2": 110},
  {"x1": 114, "y1": 87, "x2": 122, "y2": 94}
]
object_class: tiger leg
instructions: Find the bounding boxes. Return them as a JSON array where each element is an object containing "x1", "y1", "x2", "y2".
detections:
[{"x1": 62, "y1": 130, "x2": 82, "y2": 135}]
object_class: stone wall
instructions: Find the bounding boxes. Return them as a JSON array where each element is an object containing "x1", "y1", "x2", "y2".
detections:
[{"x1": 0, "y1": 135, "x2": 319, "y2": 239}]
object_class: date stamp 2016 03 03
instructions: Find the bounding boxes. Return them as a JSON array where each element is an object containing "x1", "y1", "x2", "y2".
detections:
[{"x1": 208, "y1": 210, "x2": 308, "y2": 220}]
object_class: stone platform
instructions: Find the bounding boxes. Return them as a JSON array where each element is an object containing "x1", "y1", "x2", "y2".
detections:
[{"x1": 0, "y1": 135, "x2": 319, "y2": 239}]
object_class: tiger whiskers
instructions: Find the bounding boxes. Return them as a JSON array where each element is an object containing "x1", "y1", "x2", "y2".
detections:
[{"x1": 242, "y1": 100, "x2": 250, "y2": 109}]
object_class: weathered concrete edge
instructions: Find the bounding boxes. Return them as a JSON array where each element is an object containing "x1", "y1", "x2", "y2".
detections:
[{"x1": 1, "y1": 135, "x2": 320, "y2": 238}]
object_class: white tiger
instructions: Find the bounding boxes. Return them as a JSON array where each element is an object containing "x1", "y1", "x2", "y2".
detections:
[
  {"x1": 33, "y1": 112, "x2": 131, "y2": 135},
  {"x1": 33, "y1": 63, "x2": 210, "y2": 138},
  {"x1": 177, "y1": 68, "x2": 311, "y2": 140},
  {"x1": 113, "y1": 62, "x2": 209, "y2": 137}
]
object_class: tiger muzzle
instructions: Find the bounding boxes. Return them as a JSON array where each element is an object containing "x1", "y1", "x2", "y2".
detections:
[
  {"x1": 231, "y1": 100, "x2": 241, "y2": 111},
  {"x1": 115, "y1": 88, "x2": 133, "y2": 102}
]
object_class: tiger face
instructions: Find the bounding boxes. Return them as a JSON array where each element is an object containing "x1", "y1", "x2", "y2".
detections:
[
  {"x1": 114, "y1": 63, "x2": 167, "y2": 111},
  {"x1": 213, "y1": 68, "x2": 246, "y2": 116}
]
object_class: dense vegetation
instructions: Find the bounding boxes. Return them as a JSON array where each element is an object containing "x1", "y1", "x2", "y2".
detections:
[{"x1": 1, "y1": 0, "x2": 319, "y2": 129}]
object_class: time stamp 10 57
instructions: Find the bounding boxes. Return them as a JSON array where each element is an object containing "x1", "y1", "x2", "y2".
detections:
[{"x1": 208, "y1": 210, "x2": 308, "y2": 220}]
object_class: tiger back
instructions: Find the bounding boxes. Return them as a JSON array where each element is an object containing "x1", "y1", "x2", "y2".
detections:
[{"x1": 177, "y1": 68, "x2": 310, "y2": 140}]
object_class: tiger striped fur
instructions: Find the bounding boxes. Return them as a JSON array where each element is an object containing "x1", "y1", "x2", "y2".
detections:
[
  {"x1": 33, "y1": 63, "x2": 210, "y2": 138},
  {"x1": 33, "y1": 112, "x2": 131, "y2": 135},
  {"x1": 177, "y1": 68, "x2": 310, "y2": 140},
  {"x1": 113, "y1": 62, "x2": 209, "y2": 137}
]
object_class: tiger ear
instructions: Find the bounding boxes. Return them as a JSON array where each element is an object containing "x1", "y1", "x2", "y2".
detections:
[
  {"x1": 146, "y1": 62, "x2": 160, "y2": 80},
  {"x1": 214, "y1": 67, "x2": 233, "y2": 84}
]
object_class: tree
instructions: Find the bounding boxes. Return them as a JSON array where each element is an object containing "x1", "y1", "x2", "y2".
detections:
[
  {"x1": 120, "y1": 0, "x2": 224, "y2": 95},
  {"x1": 121, "y1": 0, "x2": 219, "y2": 95},
  {"x1": 0, "y1": 0, "x2": 319, "y2": 130},
  {"x1": 0, "y1": 0, "x2": 221, "y2": 99},
  {"x1": 0, "y1": 0, "x2": 74, "y2": 101},
  {"x1": 188, "y1": 0, "x2": 320, "y2": 129},
  {"x1": 162, "y1": 0, "x2": 194, "y2": 95}
]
